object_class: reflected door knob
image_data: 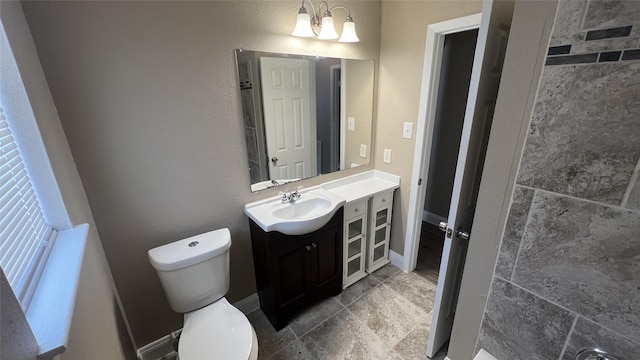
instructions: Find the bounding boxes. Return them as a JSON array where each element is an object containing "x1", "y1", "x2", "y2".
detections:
[{"x1": 271, "y1": 157, "x2": 278, "y2": 163}]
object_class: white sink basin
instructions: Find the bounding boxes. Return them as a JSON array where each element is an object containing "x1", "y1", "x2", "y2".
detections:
[{"x1": 244, "y1": 187, "x2": 345, "y2": 235}]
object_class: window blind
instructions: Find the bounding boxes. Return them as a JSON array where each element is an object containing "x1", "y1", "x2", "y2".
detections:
[{"x1": 0, "y1": 105, "x2": 55, "y2": 308}]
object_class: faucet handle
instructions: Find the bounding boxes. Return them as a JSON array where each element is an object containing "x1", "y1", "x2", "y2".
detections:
[{"x1": 291, "y1": 186, "x2": 303, "y2": 200}]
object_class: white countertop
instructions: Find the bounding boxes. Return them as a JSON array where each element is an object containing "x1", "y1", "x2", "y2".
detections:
[
  {"x1": 322, "y1": 170, "x2": 400, "y2": 203},
  {"x1": 244, "y1": 170, "x2": 400, "y2": 234}
]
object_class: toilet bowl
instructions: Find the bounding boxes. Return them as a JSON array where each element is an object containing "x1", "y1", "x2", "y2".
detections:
[
  {"x1": 179, "y1": 298, "x2": 257, "y2": 360},
  {"x1": 148, "y1": 229, "x2": 258, "y2": 359}
]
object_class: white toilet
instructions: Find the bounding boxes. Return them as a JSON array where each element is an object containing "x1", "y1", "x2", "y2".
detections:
[{"x1": 148, "y1": 228, "x2": 258, "y2": 360}]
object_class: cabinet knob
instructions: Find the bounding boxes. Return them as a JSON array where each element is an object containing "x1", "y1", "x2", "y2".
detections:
[
  {"x1": 311, "y1": 242, "x2": 317, "y2": 248},
  {"x1": 355, "y1": 208, "x2": 359, "y2": 212},
  {"x1": 305, "y1": 244, "x2": 312, "y2": 251},
  {"x1": 382, "y1": 198, "x2": 386, "y2": 203}
]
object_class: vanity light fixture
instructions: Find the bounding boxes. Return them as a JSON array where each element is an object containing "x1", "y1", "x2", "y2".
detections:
[{"x1": 291, "y1": 0, "x2": 359, "y2": 43}]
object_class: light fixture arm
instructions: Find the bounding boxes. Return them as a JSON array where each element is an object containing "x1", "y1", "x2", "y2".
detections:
[
  {"x1": 327, "y1": 5, "x2": 352, "y2": 18},
  {"x1": 307, "y1": 0, "x2": 330, "y2": 36},
  {"x1": 292, "y1": 0, "x2": 359, "y2": 42}
]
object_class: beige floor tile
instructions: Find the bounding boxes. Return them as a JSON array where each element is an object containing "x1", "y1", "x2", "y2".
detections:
[
  {"x1": 300, "y1": 309, "x2": 402, "y2": 360},
  {"x1": 267, "y1": 339, "x2": 315, "y2": 360},
  {"x1": 385, "y1": 271, "x2": 438, "y2": 311},
  {"x1": 393, "y1": 314, "x2": 433, "y2": 360},
  {"x1": 347, "y1": 283, "x2": 428, "y2": 348},
  {"x1": 369, "y1": 263, "x2": 401, "y2": 282},
  {"x1": 288, "y1": 297, "x2": 344, "y2": 337},
  {"x1": 337, "y1": 275, "x2": 380, "y2": 306},
  {"x1": 247, "y1": 310, "x2": 297, "y2": 359}
]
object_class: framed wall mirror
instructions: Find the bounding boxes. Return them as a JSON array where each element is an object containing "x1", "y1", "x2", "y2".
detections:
[{"x1": 235, "y1": 49, "x2": 374, "y2": 192}]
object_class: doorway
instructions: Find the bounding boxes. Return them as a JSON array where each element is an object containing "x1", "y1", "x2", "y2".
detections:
[
  {"x1": 403, "y1": 2, "x2": 514, "y2": 356},
  {"x1": 417, "y1": 28, "x2": 478, "y2": 289}
]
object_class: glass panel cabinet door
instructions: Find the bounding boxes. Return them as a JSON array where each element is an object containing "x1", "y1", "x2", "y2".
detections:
[
  {"x1": 375, "y1": 208, "x2": 388, "y2": 227},
  {"x1": 343, "y1": 199, "x2": 368, "y2": 289},
  {"x1": 347, "y1": 257, "x2": 361, "y2": 277},
  {"x1": 366, "y1": 191, "x2": 393, "y2": 273},
  {"x1": 348, "y1": 218, "x2": 363, "y2": 240},
  {"x1": 373, "y1": 244, "x2": 386, "y2": 262}
]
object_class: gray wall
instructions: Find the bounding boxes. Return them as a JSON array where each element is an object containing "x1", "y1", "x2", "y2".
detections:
[
  {"x1": 21, "y1": 0, "x2": 381, "y2": 346},
  {"x1": 478, "y1": 1, "x2": 640, "y2": 358},
  {"x1": 1, "y1": 1, "x2": 133, "y2": 358}
]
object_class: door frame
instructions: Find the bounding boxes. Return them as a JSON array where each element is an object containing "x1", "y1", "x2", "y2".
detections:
[
  {"x1": 330, "y1": 64, "x2": 341, "y2": 173},
  {"x1": 403, "y1": 13, "x2": 482, "y2": 273},
  {"x1": 339, "y1": 59, "x2": 347, "y2": 170}
]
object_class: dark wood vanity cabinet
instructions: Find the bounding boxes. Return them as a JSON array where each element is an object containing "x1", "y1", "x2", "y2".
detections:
[{"x1": 249, "y1": 208, "x2": 343, "y2": 330}]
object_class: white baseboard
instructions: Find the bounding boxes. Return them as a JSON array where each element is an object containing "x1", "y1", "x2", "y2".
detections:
[
  {"x1": 234, "y1": 293, "x2": 260, "y2": 315},
  {"x1": 136, "y1": 332, "x2": 178, "y2": 360},
  {"x1": 389, "y1": 250, "x2": 404, "y2": 270}
]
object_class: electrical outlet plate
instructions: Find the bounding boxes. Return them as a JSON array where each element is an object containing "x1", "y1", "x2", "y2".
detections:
[
  {"x1": 403, "y1": 122, "x2": 413, "y2": 139},
  {"x1": 383, "y1": 149, "x2": 392, "y2": 163},
  {"x1": 360, "y1": 144, "x2": 367, "y2": 158}
]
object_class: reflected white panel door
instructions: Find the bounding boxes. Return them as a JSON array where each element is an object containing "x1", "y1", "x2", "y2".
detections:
[
  {"x1": 260, "y1": 57, "x2": 316, "y2": 180},
  {"x1": 426, "y1": 1, "x2": 513, "y2": 357}
]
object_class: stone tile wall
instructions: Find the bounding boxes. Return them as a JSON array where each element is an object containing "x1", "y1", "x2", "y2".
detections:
[{"x1": 477, "y1": 1, "x2": 640, "y2": 359}]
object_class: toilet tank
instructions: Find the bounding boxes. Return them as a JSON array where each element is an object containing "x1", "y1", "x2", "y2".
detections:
[{"x1": 148, "y1": 228, "x2": 231, "y2": 313}]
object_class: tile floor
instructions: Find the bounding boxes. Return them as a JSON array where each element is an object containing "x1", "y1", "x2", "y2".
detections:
[{"x1": 248, "y1": 261, "x2": 448, "y2": 360}]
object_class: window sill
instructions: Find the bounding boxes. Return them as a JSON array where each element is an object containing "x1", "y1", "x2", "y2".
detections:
[{"x1": 26, "y1": 224, "x2": 89, "y2": 360}]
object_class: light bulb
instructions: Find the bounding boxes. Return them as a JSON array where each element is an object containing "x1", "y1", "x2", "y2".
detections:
[
  {"x1": 318, "y1": 15, "x2": 339, "y2": 40},
  {"x1": 292, "y1": 8, "x2": 315, "y2": 37},
  {"x1": 339, "y1": 18, "x2": 359, "y2": 42}
]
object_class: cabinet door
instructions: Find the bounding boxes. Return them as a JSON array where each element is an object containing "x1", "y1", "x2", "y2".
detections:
[
  {"x1": 309, "y1": 224, "x2": 343, "y2": 299},
  {"x1": 344, "y1": 214, "x2": 367, "y2": 287},
  {"x1": 272, "y1": 234, "x2": 313, "y2": 309},
  {"x1": 367, "y1": 192, "x2": 393, "y2": 272}
]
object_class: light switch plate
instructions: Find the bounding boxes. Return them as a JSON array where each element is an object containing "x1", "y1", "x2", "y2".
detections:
[
  {"x1": 403, "y1": 122, "x2": 413, "y2": 139},
  {"x1": 383, "y1": 149, "x2": 392, "y2": 163},
  {"x1": 348, "y1": 117, "x2": 356, "y2": 131},
  {"x1": 360, "y1": 144, "x2": 367, "y2": 158}
]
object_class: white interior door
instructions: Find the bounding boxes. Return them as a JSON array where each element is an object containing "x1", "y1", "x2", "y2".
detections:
[
  {"x1": 426, "y1": 1, "x2": 513, "y2": 357},
  {"x1": 260, "y1": 57, "x2": 317, "y2": 181}
]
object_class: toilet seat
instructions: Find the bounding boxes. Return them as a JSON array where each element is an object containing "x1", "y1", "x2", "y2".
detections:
[{"x1": 179, "y1": 298, "x2": 257, "y2": 360}]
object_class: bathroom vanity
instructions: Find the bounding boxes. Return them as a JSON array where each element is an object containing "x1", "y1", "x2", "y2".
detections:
[
  {"x1": 245, "y1": 170, "x2": 400, "y2": 330},
  {"x1": 248, "y1": 208, "x2": 343, "y2": 330}
]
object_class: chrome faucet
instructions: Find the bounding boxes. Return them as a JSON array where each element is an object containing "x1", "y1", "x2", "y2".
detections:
[{"x1": 280, "y1": 186, "x2": 303, "y2": 203}]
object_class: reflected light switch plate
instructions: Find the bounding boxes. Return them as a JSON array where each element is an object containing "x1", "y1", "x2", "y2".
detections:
[
  {"x1": 383, "y1": 149, "x2": 392, "y2": 163},
  {"x1": 360, "y1": 144, "x2": 367, "y2": 158},
  {"x1": 348, "y1": 117, "x2": 356, "y2": 131}
]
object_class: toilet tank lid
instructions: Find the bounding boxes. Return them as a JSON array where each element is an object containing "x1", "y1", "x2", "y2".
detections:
[{"x1": 148, "y1": 228, "x2": 231, "y2": 272}]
